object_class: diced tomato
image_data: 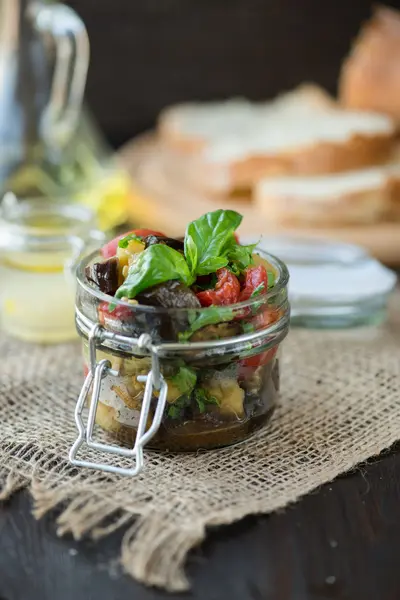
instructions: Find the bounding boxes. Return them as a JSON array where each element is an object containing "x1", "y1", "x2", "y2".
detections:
[
  {"x1": 83, "y1": 363, "x2": 89, "y2": 378},
  {"x1": 196, "y1": 268, "x2": 240, "y2": 306},
  {"x1": 233, "y1": 233, "x2": 240, "y2": 243},
  {"x1": 242, "y1": 347, "x2": 278, "y2": 368},
  {"x1": 238, "y1": 346, "x2": 278, "y2": 378},
  {"x1": 130, "y1": 228, "x2": 166, "y2": 238},
  {"x1": 101, "y1": 236, "x2": 123, "y2": 258},
  {"x1": 98, "y1": 301, "x2": 132, "y2": 327},
  {"x1": 101, "y1": 229, "x2": 166, "y2": 258},
  {"x1": 239, "y1": 265, "x2": 268, "y2": 302},
  {"x1": 252, "y1": 307, "x2": 281, "y2": 330}
]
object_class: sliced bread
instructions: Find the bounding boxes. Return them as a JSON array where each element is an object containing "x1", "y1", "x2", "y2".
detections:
[
  {"x1": 158, "y1": 84, "x2": 335, "y2": 151},
  {"x1": 158, "y1": 85, "x2": 396, "y2": 194},
  {"x1": 339, "y1": 6, "x2": 400, "y2": 122},
  {"x1": 254, "y1": 166, "x2": 400, "y2": 227}
]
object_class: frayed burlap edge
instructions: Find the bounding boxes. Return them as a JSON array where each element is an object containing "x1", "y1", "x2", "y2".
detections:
[{"x1": 0, "y1": 452, "x2": 205, "y2": 591}]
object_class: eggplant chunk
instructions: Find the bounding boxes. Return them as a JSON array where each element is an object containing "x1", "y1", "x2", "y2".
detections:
[
  {"x1": 143, "y1": 235, "x2": 184, "y2": 253},
  {"x1": 85, "y1": 257, "x2": 119, "y2": 295},
  {"x1": 136, "y1": 280, "x2": 201, "y2": 309}
]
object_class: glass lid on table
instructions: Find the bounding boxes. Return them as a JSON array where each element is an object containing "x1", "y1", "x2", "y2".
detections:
[
  {"x1": 241, "y1": 235, "x2": 397, "y2": 328},
  {"x1": 71, "y1": 210, "x2": 290, "y2": 475}
]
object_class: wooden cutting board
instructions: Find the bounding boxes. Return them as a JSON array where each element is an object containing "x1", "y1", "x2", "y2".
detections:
[{"x1": 118, "y1": 133, "x2": 400, "y2": 266}]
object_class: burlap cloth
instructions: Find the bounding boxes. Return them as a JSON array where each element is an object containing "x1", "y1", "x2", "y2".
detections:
[{"x1": 1, "y1": 295, "x2": 400, "y2": 592}]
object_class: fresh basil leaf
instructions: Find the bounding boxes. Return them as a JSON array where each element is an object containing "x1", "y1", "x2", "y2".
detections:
[
  {"x1": 178, "y1": 305, "x2": 235, "y2": 341},
  {"x1": 118, "y1": 233, "x2": 143, "y2": 248},
  {"x1": 228, "y1": 262, "x2": 241, "y2": 276},
  {"x1": 226, "y1": 242, "x2": 257, "y2": 272},
  {"x1": 185, "y1": 234, "x2": 198, "y2": 275},
  {"x1": 115, "y1": 244, "x2": 194, "y2": 299},
  {"x1": 197, "y1": 256, "x2": 229, "y2": 274},
  {"x1": 170, "y1": 366, "x2": 197, "y2": 396},
  {"x1": 185, "y1": 210, "x2": 242, "y2": 276},
  {"x1": 193, "y1": 388, "x2": 219, "y2": 413}
]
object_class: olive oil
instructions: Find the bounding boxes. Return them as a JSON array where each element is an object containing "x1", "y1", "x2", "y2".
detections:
[{"x1": 0, "y1": 201, "x2": 101, "y2": 343}]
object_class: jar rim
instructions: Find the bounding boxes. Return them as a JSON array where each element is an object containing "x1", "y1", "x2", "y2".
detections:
[{"x1": 76, "y1": 247, "x2": 290, "y2": 315}]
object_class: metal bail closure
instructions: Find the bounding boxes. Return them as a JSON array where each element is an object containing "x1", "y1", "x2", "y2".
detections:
[{"x1": 69, "y1": 327, "x2": 168, "y2": 476}]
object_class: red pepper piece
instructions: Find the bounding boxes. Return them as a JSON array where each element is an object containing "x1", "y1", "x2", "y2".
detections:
[
  {"x1": 238, "y1": 346, "x2": 278, "y2": 378},
  {"x1": 98, "y1": 301, "x2": 132, "y2": 327},
  {"x1": 129, "y1": 228, "x2": 166, "y2": 238},
  {"x1": 241, "y1": 347, "x2": 278, "y2": 368},
  {"x1": 196, "y1": 268, "x2": 240, "y2": 306},
  {"x1": 253, "y1": 307, "x2": 280, "y2": 329},
  {"x1": 239, "y1": 265, "x2": 268, "y2": 302},
  {"x1": 101, "y1": 228, "x2": 165, "y2": 258}
]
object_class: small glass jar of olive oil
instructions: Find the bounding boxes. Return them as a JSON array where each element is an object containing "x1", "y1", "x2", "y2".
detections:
[{"x1": 0, "y1": 194, "x2": 103, "y2": 343}]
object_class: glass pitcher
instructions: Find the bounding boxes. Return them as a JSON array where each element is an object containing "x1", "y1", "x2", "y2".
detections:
[{"x1": 0, "y1": 0, "x2": 131, "y2": 231}]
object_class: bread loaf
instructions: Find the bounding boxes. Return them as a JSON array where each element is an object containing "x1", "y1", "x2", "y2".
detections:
[
  {"x1": 158, "y1": 85, "x2": 396, "y2": 194},
  {"x1": 255, "y1": 166, "x2": 400, "y2": 227},
  {"x1": 339, "y1": 6, "x2": 400, "y2": 122}
]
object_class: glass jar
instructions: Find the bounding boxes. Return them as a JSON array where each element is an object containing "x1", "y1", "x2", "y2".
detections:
[
  {"x1": 0, "y1": 195, "x2": 103, "y2": 343},
  {"x1": 70, "y1": 249, "x2": 290, "y2": 475}
]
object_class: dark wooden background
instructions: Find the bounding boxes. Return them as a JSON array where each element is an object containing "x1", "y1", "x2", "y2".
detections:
[
  {"x1": 3, "y1": 451, "x2": 400, "y2": 600},
  {"x1": 67, "y1": 0, "x2": 400, "y2": 148}
]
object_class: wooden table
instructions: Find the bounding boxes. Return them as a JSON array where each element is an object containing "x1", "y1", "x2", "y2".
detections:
[{"x1": 1, "y1": 448, "x2": 400, "y2": 600}]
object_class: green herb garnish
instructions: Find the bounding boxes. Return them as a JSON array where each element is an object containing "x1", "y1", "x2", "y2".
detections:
[
  {"x1": 118, "y1": 233, "x2": 143, "y2": 248},
  {"x1": 167, "y1": 386, "x2": 220, "y2": 418},
  {"x1": 167, "y1": 395, "x2": 191, "y2": 419},
  {"x1": 242, "y1": 321, "x2": 256, "y2": 334},
  {"x1": 178, "y1": 305, "x2": 235, "y2": 342},
  {"x1": 193, "y1": 388, "x2": 219, "y2": 413},
  {"x1": 224, "y1": 238, "x2": 257, "y2": 273},
  {"x1": 170, "y1": 366, "x2": 197, "y2": 396},
  {"x1": 250, "y1": 282, "x2": 266, "y2": 298}
]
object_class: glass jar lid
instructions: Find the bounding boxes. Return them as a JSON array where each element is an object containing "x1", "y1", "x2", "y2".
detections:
[{"x1": 241, "y1": 235, "x2": 397, "y2": 328}]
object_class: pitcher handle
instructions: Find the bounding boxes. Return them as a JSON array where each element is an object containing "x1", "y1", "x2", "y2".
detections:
[{"x1": 29, "y1": 2, "x2": 89, "y2": 146}]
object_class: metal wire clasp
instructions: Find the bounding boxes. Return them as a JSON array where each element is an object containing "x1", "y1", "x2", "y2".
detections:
[{"x1": 69, "y1": 325, "x2": 168, "y2": 476}]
